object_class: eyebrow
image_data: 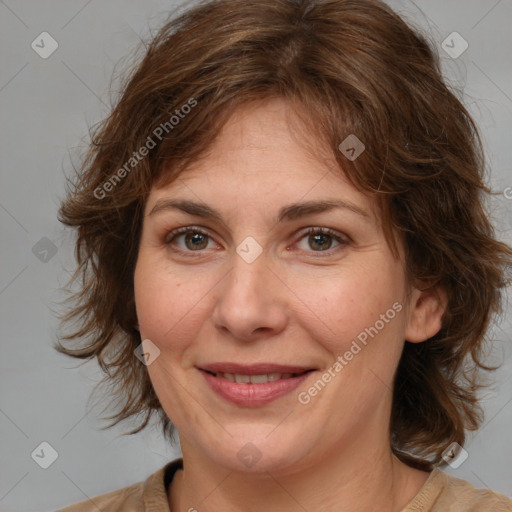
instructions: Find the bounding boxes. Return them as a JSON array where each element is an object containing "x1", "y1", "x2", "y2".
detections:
[{"x1": 148, "y1": 198, "x2": 370, "y2": 223}]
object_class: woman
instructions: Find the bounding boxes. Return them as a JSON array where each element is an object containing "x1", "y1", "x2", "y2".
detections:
[{"x1": 54, "y1": 0, "x2": 512, "y2": 510}]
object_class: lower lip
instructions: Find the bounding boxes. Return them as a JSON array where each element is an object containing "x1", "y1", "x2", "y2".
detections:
[{"x1": 200, "y1": 370, "x2": 313, "y2": 407}]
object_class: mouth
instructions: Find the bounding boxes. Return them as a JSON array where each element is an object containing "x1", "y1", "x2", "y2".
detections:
[
  {"x1": 205, "y1": 370, "x2": 310, "y2": 384},
  {"x1": 197, "y1": 363, "x2": 315, "y2": 406}
]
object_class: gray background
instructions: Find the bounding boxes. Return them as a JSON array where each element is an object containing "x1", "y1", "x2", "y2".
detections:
[{"x1": 1, "y1": 1, "x2": 511, "y2": 511}]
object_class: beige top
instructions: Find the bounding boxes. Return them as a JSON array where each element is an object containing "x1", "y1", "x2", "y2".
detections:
[{"x1": 56, "y1": 458, "x2": 512, "y2": 511}]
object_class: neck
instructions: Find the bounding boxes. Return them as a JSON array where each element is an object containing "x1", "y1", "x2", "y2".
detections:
[{"x1": 169, "y1": 434, "x2": 429, "y2": 512}]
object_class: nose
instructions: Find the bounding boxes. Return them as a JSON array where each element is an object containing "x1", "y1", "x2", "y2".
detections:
[{"x1": 211, "y1": 250, "x2": 289, "y2": 342}]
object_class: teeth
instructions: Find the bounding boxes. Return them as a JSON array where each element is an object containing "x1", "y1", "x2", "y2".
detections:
[
  {"x1": 250, "y1": 374, "x2": 269, "y2": 384},
  {"x1": 214, "y1": 372, "x2": 297, "y2": 383}
]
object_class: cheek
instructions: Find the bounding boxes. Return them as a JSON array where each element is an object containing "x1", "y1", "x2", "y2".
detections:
[
  {"x1": 288, "y1": 262, "x2": 406, "y2": 357},
  {"x1": 133, "y1": 256, "x2": 217, "y2": 352}
]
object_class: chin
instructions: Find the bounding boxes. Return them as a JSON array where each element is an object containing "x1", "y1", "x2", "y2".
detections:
[{"x1": 196, "y1": 426, "x2": 316, "y2": 474}]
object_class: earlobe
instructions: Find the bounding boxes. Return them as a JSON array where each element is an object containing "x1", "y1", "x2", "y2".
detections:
[{"x1": 404, "y1": 285, "x2": 447, "y2": 343}]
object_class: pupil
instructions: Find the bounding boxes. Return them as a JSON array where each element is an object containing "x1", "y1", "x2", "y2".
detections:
[
  {"x1": 311, "y1": 233, "x2": 331, "y2": 251},
  {"x1": 186, "y1": 232, "x2": 207, "y2": 250}
]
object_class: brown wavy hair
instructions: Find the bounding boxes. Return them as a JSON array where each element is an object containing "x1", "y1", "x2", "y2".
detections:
[{"x1": 55, "y1": 0, "x2": 512, "y2": 471}]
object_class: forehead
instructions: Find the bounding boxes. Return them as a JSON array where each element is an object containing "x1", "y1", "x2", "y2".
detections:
[
  {"x1": 177, "y1": 98, "x2": 330, "y2": 179},
  {"x1": 149, "y1": 98, "x2": 379, "y2": 223}
]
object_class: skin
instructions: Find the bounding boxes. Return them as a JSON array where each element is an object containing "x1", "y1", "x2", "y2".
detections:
[{"x1": 133, "y1": 98, "x2": 446, "y2": 511}]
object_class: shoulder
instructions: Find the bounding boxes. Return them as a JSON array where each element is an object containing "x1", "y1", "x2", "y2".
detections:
[
  {"x1": 404, "y1": 468, "x2": 512, "y2": 511},
  {"x1": 55, "y1": 459, "x2": 182, "y2": 512},
  {"x1": 54, "y1": 480, "x2": 144, "y2": 512}
]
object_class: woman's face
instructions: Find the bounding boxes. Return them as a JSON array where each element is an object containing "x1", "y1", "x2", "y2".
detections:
[{"x1": 134, "y1": 98, "x2": 440, "y2": 474}]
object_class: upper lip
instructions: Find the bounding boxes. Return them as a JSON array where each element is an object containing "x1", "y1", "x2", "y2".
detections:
[{"x1": 198, "y1": 363, "x2": 315, "y2": 375}]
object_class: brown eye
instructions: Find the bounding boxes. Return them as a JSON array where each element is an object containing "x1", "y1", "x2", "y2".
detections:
[
  {"x1": 165, "y1": 227, "x2": 215, "y2": 252},
  {"x1": 182, "y1": 231, "x2": 209, "y2": 250},
  {"x1": 307, "y1": 232, "x2": 335, "y2": 251},
  {"x1": 295, "y1": 227, "x2": 348, "y2": 254}
]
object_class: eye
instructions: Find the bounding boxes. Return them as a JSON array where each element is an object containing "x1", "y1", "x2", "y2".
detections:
[
  {"x1": 293, "y1": 227, "x2": 348, "y2": 255},
  {"x1": 164, "y1": 226, "x2": 349, "y2": 256},
  {"x1": 164, "y1": 226, "x2": 217, "y2": 253}
]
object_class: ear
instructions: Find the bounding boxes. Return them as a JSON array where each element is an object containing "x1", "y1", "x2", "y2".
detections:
[{"x1": 404, "y1": 283, "x2": 447, "y2": 343}]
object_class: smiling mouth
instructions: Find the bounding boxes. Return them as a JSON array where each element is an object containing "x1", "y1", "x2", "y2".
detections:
[
  {"x1": 204, "y1": 370, "x2": 311, "y2": 384},
  {"x1": 199, "y1": 366, "x2": 315, "y2": 406}
]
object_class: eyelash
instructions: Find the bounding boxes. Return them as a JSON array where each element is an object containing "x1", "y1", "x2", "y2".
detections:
[{"x1": 164, "y1": 226, "x2": 349, "y2": 257}]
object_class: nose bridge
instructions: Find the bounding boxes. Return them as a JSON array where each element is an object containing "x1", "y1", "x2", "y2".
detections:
[
  {"x1": 226, "y1": 246, "x2": 272, "y2": 309},
  {"x1": 212, "y1": 245, "x2": 287, "y2": 339}
]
